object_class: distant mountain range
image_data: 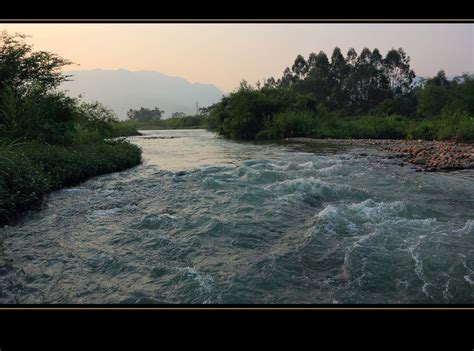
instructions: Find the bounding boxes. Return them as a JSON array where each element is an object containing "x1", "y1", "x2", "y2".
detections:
[{"x1": 60, "y1": 69, "x2": 225, "y2": 119}]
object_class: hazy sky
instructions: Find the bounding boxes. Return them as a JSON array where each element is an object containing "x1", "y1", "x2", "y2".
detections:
[{"x1": 1, "y1": 23, "x2": 473, "y2": 92}]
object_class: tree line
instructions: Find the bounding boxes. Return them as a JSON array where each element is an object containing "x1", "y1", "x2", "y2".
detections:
[
  {"x1": 207, "y1": 47, "x2": 473, "y2": 141},
  {"x1": 126, "y1": 106, "x2": 215, "y2": 129}
]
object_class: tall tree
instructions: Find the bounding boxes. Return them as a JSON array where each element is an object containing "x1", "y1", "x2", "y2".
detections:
[
  {"x1": 263, "y1": 77, "x2": 277, "y2": 89},
  {"x1": 279, "y1": 67, "x2": 296, "y2": 88},
  {"x1": 346, "y1": 48, "x2": 358, "y2": 66},
  {"x1": 329, "y1": 47, "x2": 349, "y2": 109},
  {"x1": 291, "y1": 54, "x2": 308, "y2": 80},
  {"x1": 299, "y1": 51, "x2": 331, "y2": 104},
  {"x1": 127, "y1": 107, "x2": 164, "y2": 121},
  {"x1": 0, "y1": 31, "x2": 73, "y2": 95},
  {"x1": 383, "y1": 48, "x2": 415, "y2": 97},
  {"x1": 427, "y1": 70, "x2": 450, "y2": 87},
  {"x1": 172, "y1": 112, "x2": 186, "y2": 118}
]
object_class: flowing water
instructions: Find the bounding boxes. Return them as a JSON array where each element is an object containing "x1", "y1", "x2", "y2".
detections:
[{"x1": 0, "y1": 129, "x2": 473, "y2": 304}]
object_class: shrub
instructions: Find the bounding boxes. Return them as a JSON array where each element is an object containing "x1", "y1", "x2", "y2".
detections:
[
  {"x1": 433, "y1": 111, "x2": 474, "y2": 142},
  {"x1": 0, "y1": 139, "x2": 142, "y2": 224},
  {"x1": 0, "y1": 87, "x2": 78, "y2": 145},
  {"x1": 409, "y1": 120, "x2": 435, "y2": 140}
]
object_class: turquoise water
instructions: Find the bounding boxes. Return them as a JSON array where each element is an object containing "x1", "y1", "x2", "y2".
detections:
[{"x1": 0, "y1": 129, "x2": 473, "y2": 304}]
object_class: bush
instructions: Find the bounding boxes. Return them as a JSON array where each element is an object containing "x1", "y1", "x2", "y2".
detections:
[
  {"x1": 432, "y1": 111, "x2": 474, "y2": 142},
  {"x1": 0, "y1": 147, "x2": 48, "y2": 219},
  {"x1": 271, "y1": 112, "x2": 315, "y2": 138},
  {"x1": 346, "y1": 115, "x2": 408, "y2": 139},
  {"x1": 0, "y1": 139, "x2": 142, "y2": 224},
  {"x1": 0, "y1": 87, "x2": 78, "y2": 145},
  {"x1": 109, "y1": 120, "x2": 141, "y2": 137},
  {"x1": 409, "y1": 120, "x2": 436, "y2": 140}
]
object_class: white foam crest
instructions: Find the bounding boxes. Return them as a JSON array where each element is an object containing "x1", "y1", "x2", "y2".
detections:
[
  {"x1": 299, "y1": 161, "x2": 314, "y2": 169},
  {"x1": 266, "y1": 161, "x2": 300, "y2": 171},
  {"x1": 341, "y1": 230, "x2": 379, "y2": 280},
  {"x1": 443, "y1": 279, "x2": 453, "y2": 302},
  {"x1": 348, "y1": 199, "x2": 406, "y2": 221},
  {"x1": 464, "y1": 275, "x2": 474, "y2": 286},
  {"x1": 311, "y1": 205, "x2": 343, "y2": 237},
  {"x1": 460, "y1": 253, "x2": 474, "y2": 286},
  {"x1": 312, "y1": 199, "x2": 414, "y2": 238},
  {"x1": 178, "y1": 267, "x2": 214, "y2": 293},
  {"x1": 408, "y1": 238, "x2": 432, "y2": 298},
  {"x1": 237, "y1": 165, "x2": 259, "y2": 179},
  {"x1": 263, "y1": 176, "x2": 353, "y2": 196},
  {"x1": 457, "y1": 220, "x2": 474, "y2": 235},
  {"x1": 316, "y1": 162, "x2": 343, "y2": 175},
  {"x1": 317, "y1": 204, "x2": 338, "y2": 219},
  {"x1": 92, "y1": 208, "x2": 122, "y2": 216},
  {"x1": 202, "y1": 176, "x2": 225, "y2": 187},
  {"x1": 161, "y1": 213, "x2": 178, "y2": 220}
]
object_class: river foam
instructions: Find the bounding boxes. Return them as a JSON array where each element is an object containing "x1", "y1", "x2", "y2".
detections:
[{"x1": 0, "y1": 130, "x2": 472, "y2": 304}]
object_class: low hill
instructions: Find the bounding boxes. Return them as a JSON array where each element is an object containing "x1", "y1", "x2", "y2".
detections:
[{"x1": 60, "y1": 69, "x2": 225, "y2": 119}]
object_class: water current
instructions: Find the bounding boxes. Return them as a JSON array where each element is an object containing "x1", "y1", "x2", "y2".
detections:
[{"x1": 1, "y1": 129, "x2": 472, "y2": 304}]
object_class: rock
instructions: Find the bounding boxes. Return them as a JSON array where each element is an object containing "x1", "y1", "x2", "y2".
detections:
[
  {"x1": 284, "y1": 137, "x2": 474, "y2": 172},
  {"x1": 413, "y1": 157, "x2": 427, "y2": 165}
]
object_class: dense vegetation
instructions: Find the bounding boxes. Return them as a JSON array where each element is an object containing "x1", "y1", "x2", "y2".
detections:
[
  {"x1": 208, "y1": 47, "x2": 474, "y2": 142},
  {"x1": 0, "y1": 32, "x2": 142, "y2": 224},
  {"x1": 127, "y1": 106, "x2": 164, "y2": 122},
  {"x1": 126, "y1": 106, "x2": 209, "y2": 129},
  {"x1": 135, "y1": 113, "x2": 208, "y2": 130}
]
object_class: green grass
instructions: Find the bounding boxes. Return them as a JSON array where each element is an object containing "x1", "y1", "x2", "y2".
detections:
[
  {"x1": 0, "y1": 139, "x2": 142, "y2": 225},
  {"x1": 254, "y1": 112, "x2": 474, "y2": 142}
]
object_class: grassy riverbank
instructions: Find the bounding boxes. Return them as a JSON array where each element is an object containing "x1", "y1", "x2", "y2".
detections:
[
  {"x1": 110, "y1": 120, "x2": 142, "y2": 137},
  {"x1": 0, "y1": 139, "x2": 141, "y2": 225},
  {"x1": 256, "y1": 112, "x2": 474, "y2": 142},
  {"x1": 0, "y1": 32, "x2": 143, "y2": 225}
]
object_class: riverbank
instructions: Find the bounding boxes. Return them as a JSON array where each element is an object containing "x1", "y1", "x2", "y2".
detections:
[
  {"x1": 285, "y1": 138, "x2": 474, "y2": 171},
  {"x1": 110, "y1": 121, "x2": 142, "y2": 137},
  {"x1": 0, "y1": 139, "x2": 142, "y2": 225},
  {"x1": 134, "y1": 115, "x2": 208, "y2": 130}
]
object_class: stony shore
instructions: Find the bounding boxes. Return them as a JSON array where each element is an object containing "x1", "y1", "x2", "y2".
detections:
[{"x1": 285, "y1": 137, "x2": 474, "y2": 172}]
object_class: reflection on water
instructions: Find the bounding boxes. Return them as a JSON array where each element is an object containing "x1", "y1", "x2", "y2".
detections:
[
  {"x1": 0, "y1": 129, "x2": 473, "y2": 304},
  {"x1": 133, "y1": 129, "x2": 351, "y2": 171}
]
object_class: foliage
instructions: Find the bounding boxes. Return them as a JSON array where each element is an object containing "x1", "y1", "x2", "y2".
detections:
[
  {"x1": 263, "y1": 112, "x2": 408, "y2": 140},
  {"x1": 127, "y1": 107, "x2": 164, "y2": 122},
  {"x1": 171, "y1": 112, "x2": 186, "y2": 118},
  {"x1": 109, "y1": 120, "x2": 141, "y2": 137},
  {"x1": 208, "y1": 47, "x2": 473, "y2": 142},
  {"x1": 0, "y1": 31, "x2": 72, "y2": 95},
  {"x1": 0, "y1": 139, "x2": 141, "y2": 224},
  {"x1": 0, "y1": 85, "x2": 79, "y2": 145},
  {"x1": 133, "y1": 114, "x2": 208, "y2": 130},
  {"x1": 0, "y1": 31, "x2": 142, "y2": 223}
]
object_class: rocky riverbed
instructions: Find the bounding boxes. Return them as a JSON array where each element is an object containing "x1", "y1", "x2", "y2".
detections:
[{"x1": 285, "y1": 138, "x2": 474, "y2": 172}]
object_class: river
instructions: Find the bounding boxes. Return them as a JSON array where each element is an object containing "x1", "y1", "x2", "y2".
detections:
[{"x1": 0, "y1": 129, "x2": 473, "y2": 304}]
